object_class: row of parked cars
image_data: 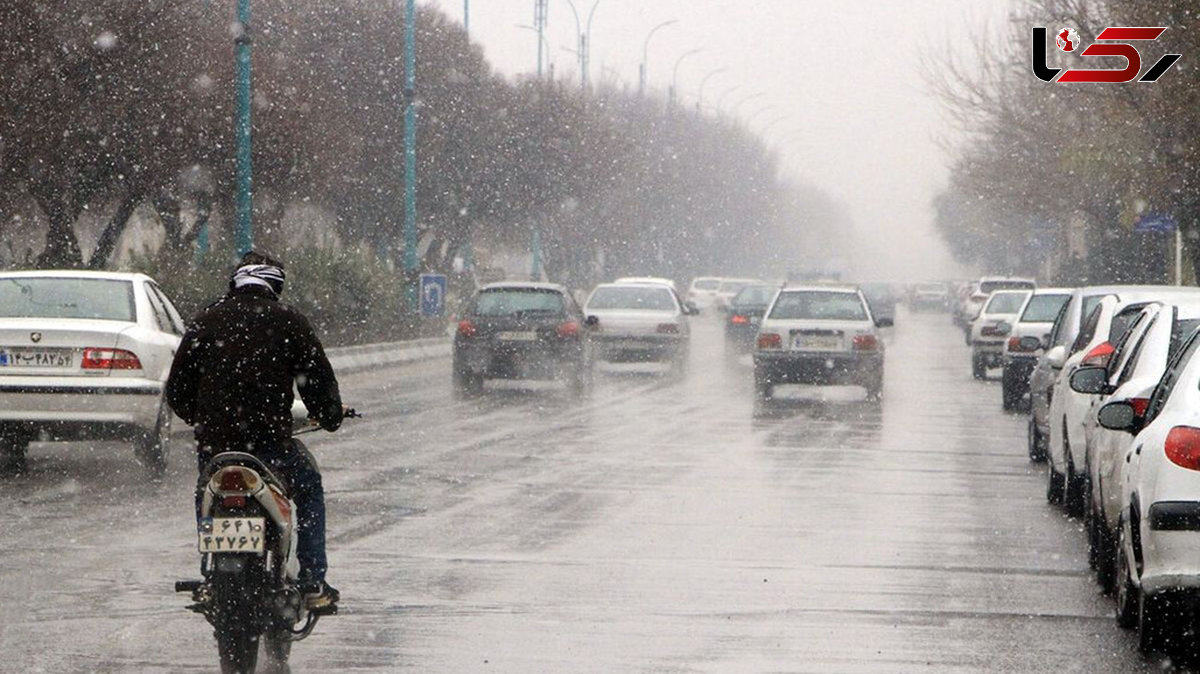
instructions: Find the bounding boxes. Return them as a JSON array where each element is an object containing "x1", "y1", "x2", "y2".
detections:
[{"x1": 963, "y1": 277, "x2": 1200, "y2": 655}]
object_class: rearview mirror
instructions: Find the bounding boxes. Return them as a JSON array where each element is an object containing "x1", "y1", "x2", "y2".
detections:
[
  {"x1": 584, "y1": 315, "x2": 599, "y2": 328},
  {"x1": 684, "y1": 301, "x2": 700, "y2": 316},
  {"x1": 875, "y1": 316, "x2": 894, "y2": 328},
  {"x1": 1069, "y1": 366, "x2": 1112, "y2": 395},
  {"x1": 1097, "y1": 400, "x2": 1141, "y2": 433},
  {"x1": 1046, "y1": 345, "x2": 1067, "y2": 370}
]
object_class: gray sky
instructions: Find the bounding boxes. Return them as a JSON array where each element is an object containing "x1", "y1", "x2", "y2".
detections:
[{"x1": 426, "y1": 0, "x2": 1014, "y2": 280}]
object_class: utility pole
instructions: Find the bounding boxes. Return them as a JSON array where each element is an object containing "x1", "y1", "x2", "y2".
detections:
[
  {"x1": 535, "y1": 0, "x2": 548, "y2": 78},
  {"x1": 464, "y1": 0, "x2": 469, "y2": 36},
  {"x1": 403, "y1": 0, "x2": 418, "y2": 310},
  {"x1": 233, "y1": 0, "x2": 253, "y2": 256}
]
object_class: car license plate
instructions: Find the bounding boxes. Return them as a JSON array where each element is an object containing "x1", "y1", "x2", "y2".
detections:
[
  {"x1": 498, "y1": 331, "x2": 537, "y2": 341},
  {"x1": 0, "y1": 348, "x2": 72, "y2": 368},
  {"x1": 198, "y1": 517, "x2": 266, "y2": 554},
  {"x1": 793, "y1": 335, "x2": 841, "y2": 351}
]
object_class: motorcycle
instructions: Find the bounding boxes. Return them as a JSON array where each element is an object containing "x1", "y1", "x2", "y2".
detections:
[{"x1": 175, "y1": 409, "x2": 359, "y2": 674}]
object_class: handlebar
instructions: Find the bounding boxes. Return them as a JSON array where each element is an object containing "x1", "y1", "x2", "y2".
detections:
[{"x1": 293, "y1": 407, "x2": 361, "y2": 435}]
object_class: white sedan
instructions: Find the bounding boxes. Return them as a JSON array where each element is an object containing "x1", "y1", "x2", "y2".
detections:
[
  {"x1": 584, "y1": 283, "x2": 694, "y2": 373},
  {"x1": 1099, "y1": 323, "x2": 1200, "y2": 652},
  {"x1": 0, "y1": 271, "x2": 184, "y2": 473}
]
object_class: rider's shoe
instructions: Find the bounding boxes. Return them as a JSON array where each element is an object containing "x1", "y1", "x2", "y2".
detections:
[{"x1": 303, "y1": 580, "x2": 340, "y2": 610}]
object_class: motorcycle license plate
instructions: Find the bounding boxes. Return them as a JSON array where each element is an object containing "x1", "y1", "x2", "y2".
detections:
[{"x1": 198, "y1": 517, "x2": 266, "y2": 554}]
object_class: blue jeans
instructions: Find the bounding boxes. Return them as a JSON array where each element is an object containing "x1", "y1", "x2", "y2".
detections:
[{"x1": 196, "y1": 439, "x2": 328, "y2": 583}]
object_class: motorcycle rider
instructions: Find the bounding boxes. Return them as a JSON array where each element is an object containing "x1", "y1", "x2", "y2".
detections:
[{"x1": 166, "y1": 251, "x2": 344, "y2": 609}]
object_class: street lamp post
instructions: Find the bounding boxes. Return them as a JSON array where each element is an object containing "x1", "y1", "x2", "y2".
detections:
[
  {"x1": 516, "y1": 24, "x2": 550, "y2": 77},
  {"x1": 669, "y1": 48, "x2": 703, "y2": 107},
  {"x1": 233, "y1": 0, "x2": 253, "y2": 256},
  {"x1": 695, "y1": 67, "x2": 725, "y2": 112},
  {"x1": 638, "y1": 19, "x2": 677, "y2": 96},
  {"x1": 730, "y1": 91, "x2": 766, "y2": 118},
  {"x1": 714, "y1": 84, "x2": 741, "y2": 112},
  {"x1": 564, "y1": 0, "x2": 601, "y2": 89},
  {"x1": 403, "y1": 0, "x2": 418, "y2": 310},
  {"x1": 464, "y1": 0, "x2": 469, "y2": 36}
]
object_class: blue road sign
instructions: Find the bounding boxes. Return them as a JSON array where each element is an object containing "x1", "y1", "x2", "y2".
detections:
[
  {"x1": 419, "y1": 274, "x2": 447, "y2": 317},
  {"x1": 1134, "y1": 213, "x2": 1176, "y2": 233}
]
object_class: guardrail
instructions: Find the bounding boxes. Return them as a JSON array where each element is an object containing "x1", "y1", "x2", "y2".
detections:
[{"x1": 325, "y1": 336, "x2": 451, "y2": 374}]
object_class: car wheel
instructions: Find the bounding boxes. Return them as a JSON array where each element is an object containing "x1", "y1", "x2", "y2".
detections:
[
  {"x1": 1027, "y1": 419, "x2": 1046, "y2": 463},
  {"x1": 568, "y1": 360, "x2": 592, "y2": 398},
  {"x1": 1064, "y1": 453, "x2": 1086, "y2": 518},
  {"x1": 0, "y1": 433, "x2": 29, "y2": 475},
  {"x1": 453, "y1": 368, "x2": 484, "y2": 399},
  {"x1": 754, "y1": 368, "x2": 773, "y2": 402},
  {"x1": 1093, "y1": 509, "x2": 1117, "y2": 594},
  {"x1": 1138, "y1": 589, "x2": 1178, "y2": 654},
  {"x1": 864, "y1": 373, "x2": 883, "y2": 402},
  {"x1": 1046, "y1": 460, "x2": 1065, "y2": 505},
  {"x1": 1114, "y1": 517, "x2": 1139, "y2": 628},
  {"x1": 971, "y1": 353, "x2": 986, "y2": 380},
  {"x1": 1001, "y1": 367, "x2": 1022, "y2": 411},
  {"x1": 135, "y1": 400, "x2": 171, "y2": 474}
]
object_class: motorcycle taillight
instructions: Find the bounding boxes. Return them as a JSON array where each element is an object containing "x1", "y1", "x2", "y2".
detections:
[{"x1": 213, "y1": 466, "x2": 260, "y2": 493}]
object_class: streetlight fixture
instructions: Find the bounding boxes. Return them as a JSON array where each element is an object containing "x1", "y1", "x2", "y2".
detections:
[
  {"x1": 731, "y1": 91, "x2": 766, "y2": 117},
  {"x1": 638, "y1": 19, "x2": 677, "y2": 96},
  {"x1": 695, "y1": 66, "x2": 726, "y2": 112},
  {"x1": 669, "y1": 48, "x2": 703, "y2": 107},
  {"x1": 564, "y1": 0, "x2": 601, "y2": 89},
  {"x1": 714, "y1": 84, "x2": 742, "y2": 112}
]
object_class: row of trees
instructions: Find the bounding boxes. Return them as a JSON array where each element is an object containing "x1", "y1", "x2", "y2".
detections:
[
  {"x1": 930, "y1": 0, "x2": 1200, "y2": 284},
  {"x1": 0, "y1": 1, "x2": 849, "y2": 295}
]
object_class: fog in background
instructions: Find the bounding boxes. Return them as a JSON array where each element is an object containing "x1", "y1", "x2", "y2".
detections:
[{"x1": 431, "y1": 0, "x2": 1015, "y2": 281}]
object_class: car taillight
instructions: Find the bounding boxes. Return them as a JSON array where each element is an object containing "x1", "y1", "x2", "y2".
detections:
[
  {"x1": 1165, "y1": 426, "x2": 1200, "y2": 471},
  {"x1": 980, "y1": 322, "x2": 1010, "y2": 337},
  {"x1": 457, "y1": 320, "x2": 477, "y2": 338},
  {"x1": 556, "y1": 321, "x2": 581, "y2": 338},
  {"x1": 1082, "y1": 341, "x2": 1114, "y2": 367},
  {"x1": 852, "y1": 334, "x2": 878, "y2": 351},
  {"x1": 730, "y1": 314, "x2": 750, "y2": 325},
  {"x1": 1129, "y1": 397, "x2": 1150, "y2": 417},
  {"x1": 657, "y1": 323, "x2": 680, "y2": 334},
  {"x1": 1007, "y1": 336, "x2": 1037, "y2": 353},
  {"x1": 757, "y1": 333, "x2": 782, "y2": 350},
  {"x1": 81, "y1": 347, "x2": 142, "y2": 370}
]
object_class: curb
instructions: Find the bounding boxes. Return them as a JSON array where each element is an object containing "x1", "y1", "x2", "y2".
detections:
[{"x1": 326, "y1": 336, "x2": 451, "y2": 374}]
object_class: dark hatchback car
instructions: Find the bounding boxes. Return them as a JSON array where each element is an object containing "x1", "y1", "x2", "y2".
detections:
[
  {"x1": 725, "y1": 284, "x2": 777, "y2": 350},
  {"x1": 453, "y1": 282, "x2": 594, "y2": 397}
]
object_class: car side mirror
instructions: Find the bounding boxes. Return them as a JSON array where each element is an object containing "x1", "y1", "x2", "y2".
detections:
[
  {"x1": 1019, "y1": 336, "x2": 1042, "y2": 351},
  {"x1": 875, "y1": 316, "x2": 894, "y2": 328},
  {"x1": 684, "y1": 301, "x2": 700, "y2": 316},
  {"x1": 1097, "y1": 400, "x2": 1142, "y2": 434},
  {"x1": 1046, "y1": 345, "x2": 1067, "y2": 370},
  {"x1": 1069, "y1": 366, "x2": 1113, "y2": 395},
  {"x1": 1041, "y1": 334, "x2": 1051, "y2": 350},
  {"x1": 584, "y1": 315, "x2": 600, "y2": 328}
]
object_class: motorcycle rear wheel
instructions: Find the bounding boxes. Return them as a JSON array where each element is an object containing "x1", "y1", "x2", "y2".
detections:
[{"x1": 213, "y1": 571, "x2": 262, "y2": 673}]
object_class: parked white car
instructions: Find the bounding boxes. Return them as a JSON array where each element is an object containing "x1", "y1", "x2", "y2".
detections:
[
  {"x1": 0, "y1": 271, "x2": 184, "y2": 473},
  {"x1": 1097, "y1": 324, "x2": 1200, "y2": 652},
  {"x1": 1048, "y1": 287, "x2": 1200, "y2": 516},
  {"x1": 752, "y1": 285, "x2": 891, "y2": 401},
  {"x1": 714, "y1": 278, "x2": 765, "y2": 312},
  {"x1": 584, "y1": 282, "x2": 693, "y2": 373},
  {"x1": 686, "y1": 277, "x2": 723, "y2": 312},
  {"x1": 969, "y1": 289, "x2": 1031, "y2": 380},
  {"x1": 1069, "y1": 300, "x2": 1200, "y2": 594},
  {"x1": 1000, "y1": 288, "x2": 1071, "y2": 411}
]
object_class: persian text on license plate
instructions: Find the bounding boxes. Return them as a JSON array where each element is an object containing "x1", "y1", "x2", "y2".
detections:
[
  {"x1": 498, "y1": 331, "x2": 537, "y2": 341},
  {"x1": 793, "y1": 335, "x2": 841, "y2": 351},
  {"x1": 0, "y1": 349, "x2": 72, "y2": 368},
  {"x1": 198, "y1": 517, "x2": 266, "y2": 554}
]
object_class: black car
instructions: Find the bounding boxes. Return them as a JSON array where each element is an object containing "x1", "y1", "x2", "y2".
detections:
[
  {"x1": 724, "y1": 284, "x2": 777, "y2": 350},
  {"x1": 453, "y1": 282, "x2": 595, "y2": 397}
]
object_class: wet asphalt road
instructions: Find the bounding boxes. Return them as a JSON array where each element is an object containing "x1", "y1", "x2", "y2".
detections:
[{"x1": 0, "y1": 309, "x2": 1169, "y2": 672}]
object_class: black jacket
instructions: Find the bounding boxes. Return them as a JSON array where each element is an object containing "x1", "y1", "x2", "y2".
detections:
[{"x1": 166, "y1": 285, "x2": 343, "y2": 455}]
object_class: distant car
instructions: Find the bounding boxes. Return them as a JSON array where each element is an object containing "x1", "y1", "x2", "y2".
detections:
[
  {"x1": 1099, "y1": 324, "x2": 1200, "y2": 651},
  {"x1": 1000, "y1": 288, "x2": 1071, "y2": 410},
  {"x1": 957, "y1": 277, "x2": 1036, "y2": 335},
  {"x1": 724, "y1": 284, "x2": 777, "y2": 350},
  {"x1": 911, "y1": 282, "x2": 950, "y2": 311},
  {"x1": 713, "y1": 278, "x2": 764, "y2": 312},
  {"x1": 753, "y1": 285, "x2": 891, "y2": 401},
  {"x1": 686, "y1": 277, "x2": 723, "y2": 312},
  {"x1": 859, "y1": 282, "x2": 898, "y2": 323},
  {"x1": 0, "y1": 271, "x2": 185, "y2": 473},
  {"x1": 452, "y1": 282, "x2": 594, "y2": 397},
  {"x1": 969, "y1": 289, "x2": 1031, "y2": 379},
  {"x1": 584, "y1": 282, "x2": 693, "y2": 373}
]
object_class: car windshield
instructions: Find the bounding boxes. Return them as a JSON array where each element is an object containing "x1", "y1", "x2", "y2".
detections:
[
  {"x1": 980, "y1": 280, "x2": 1035, "y2": 293},
  {"x1": 588, "y1": 286, "x2": 676, "y2": 311},
  {"x1": 732, "y1": 286, "x2": 775, "y2": 307},
  {"x1": 472, "y1": 289, "x2": 564, "y2": 316},
  {"x1": 0, "y1": 278, "x2": 135, "y2": 322},
  {"x1": 1109, "y1": 306, "x2": 1148, "y2": 345},
  {"x1": 718, "y1": 280, "x2": 752, "y2": 293},
  {"x1": 692, "y1": 279, "x2": 720, "y2": 291},
  {"x1": 984, "y1": 291, "x2": 1028, "y2": 315},
  {"x1": 769, "y1": 291, "x2": 868, "y2": 321},
  {"x1": 1020, "y1": 294, "x2": 1070, "y2": 322}
]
